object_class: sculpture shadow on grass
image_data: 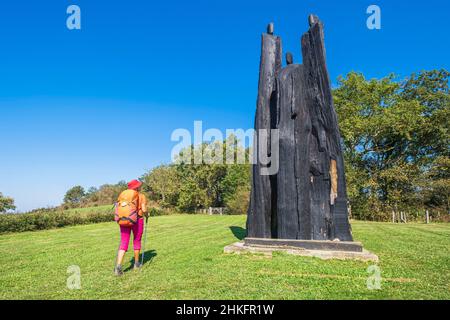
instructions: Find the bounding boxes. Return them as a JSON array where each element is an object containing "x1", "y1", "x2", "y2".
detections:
[
  {"x1": 124, "y1": 249, "x2": 157, "y2": 272},
  {"x1": 229, "y1": 226, "x2": 246, "y2": 240}
]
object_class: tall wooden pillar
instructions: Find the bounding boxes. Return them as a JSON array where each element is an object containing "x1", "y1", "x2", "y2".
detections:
[
  {"x1": 301, "y1": 15, "x2": 352, "y2": 241},
  {"x1": 247, "y1": 24, "x2": 282, "y2": 238}
]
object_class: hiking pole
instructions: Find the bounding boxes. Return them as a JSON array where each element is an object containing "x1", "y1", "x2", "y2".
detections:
[
  {"x1": 140, "y1": 215, "x2": 149, "y2": 266},
  {"x1": 113, "y1": 203, "x2": 121, "y2": 270},
  {"x1": 114, "y1": 233, "x2": 121, "y2": 270}
]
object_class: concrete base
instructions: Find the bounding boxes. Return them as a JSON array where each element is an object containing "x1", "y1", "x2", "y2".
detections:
[
  {"x1": 244, "y1": 237, "x2": 363, "y2": 252},
  {"x1": 224, "y1": 240, "x2": 379, "y2": 262}
]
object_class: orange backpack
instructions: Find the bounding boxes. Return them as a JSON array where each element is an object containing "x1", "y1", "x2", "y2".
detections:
[{"x1": 114, "y1": 190, "x2": 140, "y2": 227}]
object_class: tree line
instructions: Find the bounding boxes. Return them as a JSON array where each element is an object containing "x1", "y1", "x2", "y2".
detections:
[
  {"x1": 3, "y1": 69, "x2": 447, "y2": 221},
  {"x1": 0, "y1": 193, "x2": 16, "y2": 213},
  {"x1": 61, "y1": 135, "x2": 251, "y2": 215},
  {"x1": 141, "y1": 136, "x2": 251, "y2": 214},
  {"x1": 62, "y1": 182, "x2": 128, "y2": 209},
  {"x1": 139, "y1": 70, "x2": 449, "y2": 220}
]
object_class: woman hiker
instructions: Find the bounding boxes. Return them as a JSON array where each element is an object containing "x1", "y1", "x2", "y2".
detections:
[{"x1": 114, "y1": 179, "x2": 148, "y2": 276}]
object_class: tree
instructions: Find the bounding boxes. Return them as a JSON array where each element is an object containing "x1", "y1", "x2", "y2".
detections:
[
  {"x1": 141, "y1": 136, "x2": 251, "y2": 212},
  {"x1": 85, "y1": 187, "x2": 99, "y2": 203},
  {"x1": 63, "y1": 186, "x2": 86, "y2": 206},
  {"x1": 226, "y1": 186, "x2": 250, "y2": 215},
  {"x1": 173, "y1": 137, "x2": 250, "y2": 211},
  {"x1": 421, "y1": 156, "x2": 450, "y2": 212},
  {"x1": 141, "y1": 165, "x2": 180, "y2": 207},
  {"x1": 221, "y1": 163, "x2": 250, "y2": 207},
  {"x1": 0, "y1": 193, "x2": 16, "y2": 213},
  {"x1": 80, "y1": 181, "x2": 127, "y2": 207},
  {"x1": 333, "y1": 70, "x2": 449, "y2": 219},
  {"x1": 175, "y1": 158, "x2": 227, "y2": 210}
]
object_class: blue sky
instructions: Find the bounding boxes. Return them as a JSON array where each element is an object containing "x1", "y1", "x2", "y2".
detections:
[{"x1": 0, "y1": 0, "x2": 449, "y2": 211}]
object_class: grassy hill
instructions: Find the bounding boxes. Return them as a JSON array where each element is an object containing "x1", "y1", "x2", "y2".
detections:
[{"x1": 0, "y1": 214, "x2": 448, "y2": 299}]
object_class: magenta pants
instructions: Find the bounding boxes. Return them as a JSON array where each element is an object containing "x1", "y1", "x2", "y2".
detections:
[{"x1": 119, "y1": 217, "x2": 144, "y2": 251}]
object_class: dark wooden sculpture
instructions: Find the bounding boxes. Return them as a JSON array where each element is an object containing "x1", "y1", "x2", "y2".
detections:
[{"x1": 247, "y1": 15, "x2": 353, "y2": 242}]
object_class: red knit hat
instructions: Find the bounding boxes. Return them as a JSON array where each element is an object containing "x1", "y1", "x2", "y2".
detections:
[{"x1": 128, "y1": 179, "x2": 142, "y2": 190}]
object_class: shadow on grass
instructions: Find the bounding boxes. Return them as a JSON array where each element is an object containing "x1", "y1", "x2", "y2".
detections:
[
  {"x1": 229, "y1": 226, "x2": 246, "y2": 240},
  {"x1": 124, "y1": 249, "x2": 157, "y2": 272}
]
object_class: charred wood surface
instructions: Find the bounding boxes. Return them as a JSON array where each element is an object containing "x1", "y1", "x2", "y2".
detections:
[
  {"x1": 247, "y1": 16, "x2": 353, "y2": 242},
  {"x1": 247, "y1": 31, "x2": 282, "y2": 238}
]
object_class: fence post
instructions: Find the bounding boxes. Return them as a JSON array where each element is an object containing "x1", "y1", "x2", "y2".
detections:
[
  {"x1": 426, "y1": 210, "x2": 429, "y2": 224},
  {"x1": 392, "y1": 211, "x2": 395, "y2": 223}
]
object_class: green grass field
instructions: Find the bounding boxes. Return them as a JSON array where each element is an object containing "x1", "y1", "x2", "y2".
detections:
[{"x1": 0, "y1": 215, "x2": 448, "y2": 299}]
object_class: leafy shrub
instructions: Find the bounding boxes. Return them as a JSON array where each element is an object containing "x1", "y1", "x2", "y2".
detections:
[
  {"x1": 149, "y1": 206, "x2": 173, "y2": 217},
  {"x1": 225, "y1": 186, "x2": 250, "y2": 215},
  {"x1": 0, "y1": 207, "x2": 113, "y2": 234}
]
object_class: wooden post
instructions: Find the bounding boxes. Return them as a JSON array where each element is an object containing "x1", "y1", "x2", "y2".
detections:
[
  {"x1": 392, "y1": 210, "x2": 395, "y2": 223},
  {"x1": 426, "y1": 210, "x2": 430, "y2": 224}
]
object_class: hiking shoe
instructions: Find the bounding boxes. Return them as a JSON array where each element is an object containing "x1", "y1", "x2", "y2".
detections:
[
  {"x1": 134, "y1": 262, "x2": 143, "y2": 270},
  {"x1": 114, "y1": 265, "x2": 123, "y2": 276}
]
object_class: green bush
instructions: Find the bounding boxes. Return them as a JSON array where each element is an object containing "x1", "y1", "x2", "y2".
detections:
[
  {"x1": 225, "y1": 186, "x2": 250, "y2": 215},
  {"x1": 0, "y1": 207, "x2": 113, "y2": 234},
  {"x1": 149, "y1": 207, "x2": 172, "y2": 217},
  {"x1": 0, "y1": 204, "x2": 182, "y2": 234}
]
